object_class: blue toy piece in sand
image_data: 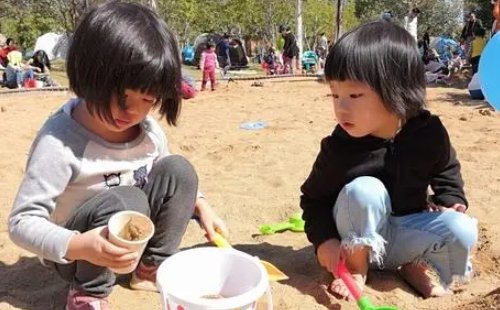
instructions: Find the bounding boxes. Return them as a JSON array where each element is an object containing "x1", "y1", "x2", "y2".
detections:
[
  {"x1": 239, "y1": 121, "x2": 268, "y2": 130},
  {"x1": 479, "y1": 33, "x2": 500, "y2": 110}
]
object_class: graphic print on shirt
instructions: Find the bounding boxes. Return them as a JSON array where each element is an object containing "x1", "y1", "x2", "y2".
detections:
[
  {"x1": 133, "y1": 165, "x2": 148, "y2": 189},
  {"x1": 104, "y1": 173, "x2": 121, "y2": 188}
]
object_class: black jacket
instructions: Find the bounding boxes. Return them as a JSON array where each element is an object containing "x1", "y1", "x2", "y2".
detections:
[
  {"x1": 283, "y1": 32, "x2": 299, "y2": 58},
  {"x1": 300, "y1": 110, "x2": 467, "y2": 249},
  {"x1": 461, "y1": 19, "x2": 483, "y2": 40}
]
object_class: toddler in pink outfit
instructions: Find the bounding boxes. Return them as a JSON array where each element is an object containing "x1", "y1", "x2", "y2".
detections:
[{"x1": 200, "y1": 42, "x2": 219, "y2": 91}]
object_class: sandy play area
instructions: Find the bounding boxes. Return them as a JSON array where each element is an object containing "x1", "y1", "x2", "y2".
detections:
[{"x1": 0, "y1": 79, "x2": 499, "y2": 310}]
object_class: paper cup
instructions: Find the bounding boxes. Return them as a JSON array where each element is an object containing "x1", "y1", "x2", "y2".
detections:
[{"x1": 107, "y1": 210, "x2": 155, "y2": 274}]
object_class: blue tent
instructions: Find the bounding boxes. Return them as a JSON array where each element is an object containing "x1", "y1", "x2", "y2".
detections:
[
  {"x1": 181, "y1": 45, "x2": 195, "y2": 65},
  {"x1": 429, "y1": 36, "x2": 463, "y2": 64}
]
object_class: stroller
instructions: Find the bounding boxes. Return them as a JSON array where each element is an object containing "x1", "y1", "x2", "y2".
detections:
[{"x1": 302, "y1": 50, "x2": 319, "y2": 74}]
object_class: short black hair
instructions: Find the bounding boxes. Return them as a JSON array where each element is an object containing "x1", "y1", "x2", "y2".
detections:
[
  {"x1": 412, "y1": 8, "x2": 421, "y2": 14},
  {"x1": 325, "y1": 21, "x2": 426, "y2": 120},
  {"x1": 6, "y1": 38, "x2": 14, "y2": 45},
  {"x1": 66, "y1": 1, "x2": 182, "y2": 126},
  {"x1": 33, "y1": 50, "x2": 51, "y2": 70},
  {"x1": 206, "y1": 41, "x2": 216, "y2": 49}
]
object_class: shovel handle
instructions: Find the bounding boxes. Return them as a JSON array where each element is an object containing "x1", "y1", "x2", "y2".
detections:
[
  {"x1": 336, "y1": 260, "x2": 363, "y2": 302},
  {"x1": 193, "y1": 215, "x2": 232, "y2": 248}
]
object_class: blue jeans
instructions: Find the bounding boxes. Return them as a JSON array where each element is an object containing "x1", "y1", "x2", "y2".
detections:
[{"x1": 334, "y1": 176, "x2": 478, "y2": 287}]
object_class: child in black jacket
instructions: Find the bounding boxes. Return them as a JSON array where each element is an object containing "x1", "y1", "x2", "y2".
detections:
[{"x1": 301, "y1": 21, "x2": 477, "y2": 300}]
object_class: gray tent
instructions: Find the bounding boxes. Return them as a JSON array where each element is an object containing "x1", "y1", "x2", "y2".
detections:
[{"x1": 192, "y1": 33, "x2": 249, "y2": 69}]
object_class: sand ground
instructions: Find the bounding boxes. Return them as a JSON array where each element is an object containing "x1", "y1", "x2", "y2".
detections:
[{"x1": 0, "y1": 79, "x2": 499, "y2": 310}]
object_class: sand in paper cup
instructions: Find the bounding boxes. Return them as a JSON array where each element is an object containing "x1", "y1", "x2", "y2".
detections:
[{"x1": 107, "y1": 210, "x2": 155, "y2": 274}]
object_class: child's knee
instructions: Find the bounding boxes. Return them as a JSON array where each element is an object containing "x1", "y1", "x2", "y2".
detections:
[
  {"x1": 154, "y1": 155, "x2": 198, "y2": 189},
  {"x1": 443, "y1": 212, "x2": 478, "y2": 250},
  {"x1": 335, "y1": 176, "x2": 391, "y2": 216},
  {"x1": 108, "y1": 186, "x2": 150, "y2": 214}
]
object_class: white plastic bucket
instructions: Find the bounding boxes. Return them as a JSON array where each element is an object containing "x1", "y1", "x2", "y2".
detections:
[{"x1": 156, "y1": 247, "x2": 273, "y2": 310}]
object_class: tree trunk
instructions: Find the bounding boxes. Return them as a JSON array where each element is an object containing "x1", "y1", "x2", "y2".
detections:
[
  {"x1": 296, "y1": 0, "x2": 304, "y2": 58},
  {"x1": 335, "y1": 0, "x2": 344, "y2": 42}
]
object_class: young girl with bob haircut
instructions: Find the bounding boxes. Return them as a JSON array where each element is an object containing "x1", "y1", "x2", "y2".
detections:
[
  {"x1": 300, "y1": 21, "x2": 478, "y2": 300},
  {"x1": 9, "y1": 2, "x2": 227, "y2": 309}
]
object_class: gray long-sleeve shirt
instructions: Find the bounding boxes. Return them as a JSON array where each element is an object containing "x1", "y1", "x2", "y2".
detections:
[{"x1": 9, "y1": 99, "x2": 169, "y2": 264}]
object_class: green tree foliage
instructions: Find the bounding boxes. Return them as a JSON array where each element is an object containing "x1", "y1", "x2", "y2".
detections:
[
  {"x1": 0, "y1": 0, "x2": 470, "y2": 53},
  {"x1": 353, "y1": 0, "x2": 464, "y2": 39}
]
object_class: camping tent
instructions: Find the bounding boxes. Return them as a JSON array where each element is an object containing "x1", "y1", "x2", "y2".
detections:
[
  {"x1": 34, "y1": 32, "x2": 71, "y2": 60},
  {"x1": 429, "y1": 35, "x2": 463, "y2": 64},
  {"x1": 192, "y1": 33, "x2": 249, "y2": 69}
]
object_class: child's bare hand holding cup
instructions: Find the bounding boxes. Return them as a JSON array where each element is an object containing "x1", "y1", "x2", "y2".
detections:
[{"x1": 65, "y1": 226, "x2": 139, "y2": 269}]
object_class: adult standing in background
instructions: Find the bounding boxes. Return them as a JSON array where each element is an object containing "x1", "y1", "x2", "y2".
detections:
[
  {"x1": 460, "y1": 11, "x2": 482, "y2": 60},
  {"x1": 281, "y1": 25, "x2": 300, "y2": 74},
  {"x1": 404, "y1": 8, "x2": 421, "y2": 44},
  {"x1": 317, "y1": 33, "x2": 328, "y2": 68},
  {"x1": 216, "y1": 33, "x2": 232, "y2": 79}
]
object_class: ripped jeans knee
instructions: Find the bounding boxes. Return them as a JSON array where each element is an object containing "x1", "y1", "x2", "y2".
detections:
[{"x1": 333, "y1": 176, "x2": 392, "y2": 267}]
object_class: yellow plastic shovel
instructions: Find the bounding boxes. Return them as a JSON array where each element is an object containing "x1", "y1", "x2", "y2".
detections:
[{"x1": 210, "y1": 232, "x2": 289, "y2": 282}]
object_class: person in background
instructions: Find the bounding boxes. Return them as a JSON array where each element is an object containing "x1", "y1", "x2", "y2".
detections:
[
  {"x1": 449, "y1": 51, "x2": 463, "y2": 75},
  {"x1": 470, "y1": 27, "x2": 487, "y2": 74},
  {"x1": 216, "y1": 34, "x2": 232, "y2": 79},
  {"x1": 317, "y1": 33, "x2": 329, "y2": 68},
  {"x1": 381, "y1": 11, "x2": 393, "y2": 22},
  {"x1": 460, "y1": 11, "x2": 483, "y2": 61},
  {"x1": 200, "y1": 41, "x2": 219, "y2": 91},
  {"x1": 282, "y1": 25, "x2": 300, "y2": 74},
  {"x1": 4, "y1": 51, "x2": 24, "y2": 89},
  {"x1": 181, "y1": 69, "x2": 197, "y2": 99},
  {"x1": 404, "y1": 8, "x2": 421, "y2": 44},
  {"x1": 492, "y1": 0, "x2": 500, "y2": 36},
  {"x1": 25, "y1": 50, "x2": 59, "y2": 87},
  {"x1": 0, "y1": 38, "x2": 18, "y2": 67}
]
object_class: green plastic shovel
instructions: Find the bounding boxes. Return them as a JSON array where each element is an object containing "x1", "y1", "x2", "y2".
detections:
[
  {"x1": 337, "y1": 261, "x2": 399, "y2": 310},
  {"x1": 259, "y1": 213, "x2": 305, "y2": 235}
]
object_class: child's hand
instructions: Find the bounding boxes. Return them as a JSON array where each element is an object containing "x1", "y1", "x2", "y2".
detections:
[
  {"x1": 317, "y1": 238, "x2": 342, "y2": 277},
  {"x1": 426, "y1": 203, "x2": 466, "y2": 213},
  {"x1": 65, "y1": 226, "x2": 139, "y2": 269},
  {"x1": 195, "y1": 198, "x2": 229, "y2": 242}
]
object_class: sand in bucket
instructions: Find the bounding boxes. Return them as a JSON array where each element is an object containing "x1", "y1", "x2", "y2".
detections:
[
  {"x1": 107, "y1": 211, "x2": 155, "y2": 274},
  {"x1": 157, "y1": 247, "x2": 273, "y2": 310}
]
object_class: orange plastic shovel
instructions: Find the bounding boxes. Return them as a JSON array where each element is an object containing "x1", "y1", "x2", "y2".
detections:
[{"x1": 193, "y1": 216, "x2": 288, "y2": 282}]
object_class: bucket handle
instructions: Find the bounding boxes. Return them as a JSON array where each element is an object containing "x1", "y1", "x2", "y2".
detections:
[{"x1": 264, "y1": 285, "x2": 273, "y2": 310}]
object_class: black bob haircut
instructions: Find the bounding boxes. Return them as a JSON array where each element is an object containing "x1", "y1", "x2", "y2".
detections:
[
  {"x1": 325, "y1": 21, "x2": 426, "y2": 120},
  {"x1": 206, "y1": 41, "x2": 216, "y2": 49},
  {"x1": 67, "y1": 1, "x2": 182, "y2": 126}
]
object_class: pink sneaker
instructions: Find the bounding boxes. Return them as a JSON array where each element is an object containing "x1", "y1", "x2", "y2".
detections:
[
  {"x1": 65, "y1": 289, "x2": 110, "y2": 310},
  {"x1": 130, "y1": 262, "x2": 158, "y2": 292}
]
